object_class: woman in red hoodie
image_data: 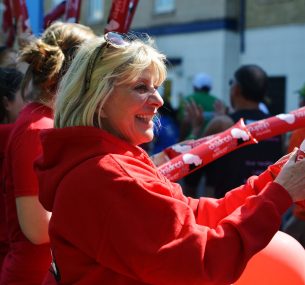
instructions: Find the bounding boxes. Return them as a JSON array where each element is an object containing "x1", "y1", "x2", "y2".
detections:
[
  {"x1": 35, "y1": 32, "x2": 305, "y2": 285},
  {"x1": 0, "y1": 67, "x2": 25, "y2": 275},
  {"x1": 1, "y1": 22, "x2": 96, "y2": 284}
]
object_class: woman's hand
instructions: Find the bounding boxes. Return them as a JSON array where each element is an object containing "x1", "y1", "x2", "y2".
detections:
[{"x1": 275, "y1": 149, "x2": 305, "y2": 202}]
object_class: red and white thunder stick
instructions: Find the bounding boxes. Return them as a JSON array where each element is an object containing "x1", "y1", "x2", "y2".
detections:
[
  {"x1": 157, "y1": 119, "x2": 257, "y2": 182},
  {"x1": 105, "y1": 0, "x2": 133, "y2": 33},
  {"x1": 8, "y1": 0, "x2": 30, "y2": 31},
  {"x1": 151, "y1": 135, "x2": 219, "y2": 167},
  {"x1": 248, "y1": 106, "x2": 305, "y2": 141},
  {"x1": 2, "y1": 0, "x2": 15, "y2": 47},
  {"x1": 122, "y1": 0, "x2": 139, "y2": 32},
  {"x1": 152, "y1": 106, "x2": 305, "y2": 167}
]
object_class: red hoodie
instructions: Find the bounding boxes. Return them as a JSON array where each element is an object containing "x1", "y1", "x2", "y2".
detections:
[
  {"x1": 35, "y1": 126, "x2": 292, "y2": 285},
  {"x1": 0, "y1": 124, "x2": 13, "y2": 272},
  {"x1": 1, "y1": 103, "x2": 52, "y2": 284}
]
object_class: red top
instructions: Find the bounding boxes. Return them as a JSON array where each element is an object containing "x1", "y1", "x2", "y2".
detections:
[
  {"x1": 36, "y1": 126, "x2": 292, "y2": 285},
  {"x1": 0, "y1": 124, "x2": 14, "y2": 272},
  {"x1": 1, "y1": 103, "x2": 53, "y2": 284}
]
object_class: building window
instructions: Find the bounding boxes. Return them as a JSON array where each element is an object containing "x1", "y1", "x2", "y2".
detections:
[
  {"x1": 154, "y1": 0, "x2": 175, "y2": 14},
  {"x1": 0, "y1": 2, "x2": 5, "y2": 28},
  {"x1": 87, "y1": 0, "x2": 104, "y2": 24},
  {"x1": 52, "y1": 0, "x2": 63, "y2": 7}
]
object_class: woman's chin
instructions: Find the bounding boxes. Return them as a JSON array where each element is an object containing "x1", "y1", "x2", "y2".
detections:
[{"x1": 137, "y1": 131, "x2": 154, "y2": 146}]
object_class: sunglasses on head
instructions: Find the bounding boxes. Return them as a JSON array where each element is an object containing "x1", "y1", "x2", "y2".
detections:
[{"x1": 84, "y1": 31, "x2": 150, "y2": 93}]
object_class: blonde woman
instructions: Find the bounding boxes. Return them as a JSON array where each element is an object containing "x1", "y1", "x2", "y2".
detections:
[{"x1": 35, "y1": 32, "x2": 305, "y2": 284}]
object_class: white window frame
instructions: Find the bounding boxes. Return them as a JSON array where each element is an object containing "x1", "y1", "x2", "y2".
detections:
[
  {"x1": 154, "y1": 0, "x2": 175, "y2": 14},
  {"x1": 0, "y1": 3, "x2": 5, "y2": 29},
  {"x1": 52, "y1": 0, "x2": 64, "y2": 7}
]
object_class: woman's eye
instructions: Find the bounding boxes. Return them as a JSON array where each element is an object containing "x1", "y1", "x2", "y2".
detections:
[{"x1": 134, "y1": 84, "x2": 149, "y2": 93}]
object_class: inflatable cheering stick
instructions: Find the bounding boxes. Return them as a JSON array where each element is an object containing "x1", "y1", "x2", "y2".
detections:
[
  {"x1": 248, "y1": 106, "x2": 305, "y2": 141},
  {"x1": 158, "y1": 119, "x2": 257, "y2": 182},
  {"x1": 9, "y1": 0, "x2": 30, "y2": 31},
  {"x1": 152, "y1": 106, "x2": 305, "y2": 167}
]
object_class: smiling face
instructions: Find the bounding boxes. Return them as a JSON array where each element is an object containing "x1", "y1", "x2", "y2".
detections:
[{"x1": 101, "y1": 68, "x2": 164, "y2": 146}]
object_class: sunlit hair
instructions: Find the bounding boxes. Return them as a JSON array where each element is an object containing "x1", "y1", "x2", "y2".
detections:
[
  {"x1": 55, "y1": 34, "x2": 167, "y2": 129},
  {"x1": 18, "y1": 21, "x2": 96, "y2": 103}
]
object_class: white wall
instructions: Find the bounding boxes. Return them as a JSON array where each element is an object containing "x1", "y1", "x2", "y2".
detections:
[
  {"x1": 241, "y1": 24, "x2": 305, "y2": 112},
  {"x1": 155, "y1": 30, "x2": 239, "y2": 108},
  {"x1": 154, "y1": 23, "x2": 305, "y2": 112}
]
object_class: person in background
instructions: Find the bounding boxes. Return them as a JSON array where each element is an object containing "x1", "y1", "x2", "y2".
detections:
[
  {"x1": 34, "y1": 32, "x2": 305, "y2": 285},
  {"x1": 204, "y1": 64, "x2": 283, "y2": 198},
  {"x1": 0, "y1": 46, "x2": 17, "y2": 68},
  {"x1": 282, "y1": 83, "x2": 305, "y2": 248},
  {"x1": 0, "y1": 68, "x2": 25, "y2": 124},
  {"x1": 178, "y1": 73, "x2": 221, "y2": 197},
  {"x1": 1, "y1": 22, "x2": 96, "y2": 284},
  {"x1": 179, "y1": 72, "x2": 219, "y2": 139},
  {"x1": 0, "y1": 67, "x2": 25, "y2": 275},
  {"x1": 0, "y1": 23, "x2": 31, "y2": 277}
]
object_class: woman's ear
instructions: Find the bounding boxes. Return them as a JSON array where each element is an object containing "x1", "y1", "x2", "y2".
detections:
[
  {"x1": 99, "y1": 108, "x2": 107, "y2": 118},
  {"x1": 100, "y1": 109, "x2": 107, "y2": 118}
]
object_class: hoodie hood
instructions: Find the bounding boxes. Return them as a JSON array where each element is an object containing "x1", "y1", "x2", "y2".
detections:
[{"x1": 35, "y1": 126, "x2": 146, "y2": 212}]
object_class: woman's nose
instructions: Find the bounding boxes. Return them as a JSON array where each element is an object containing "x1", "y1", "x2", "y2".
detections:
[{"x1": 149, "y1": 89, "x2": 164, "y2": 108}]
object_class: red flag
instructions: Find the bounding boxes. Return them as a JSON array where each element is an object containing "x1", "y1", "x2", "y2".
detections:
[
  {"x1": 64, "y1": 0, "x2": 82, "y2": 23},
  {"x1": 2, "y1": 0, "x2": 15, "y2": 47},
  {"x1": 44, "y1": 1, "x2": 66, "y2": 29},
  {"x1": 8, "y1": 0, "x2": 30, "y2": 31},
  {"x1": 123, "y1": 0, "x2": 139, "y2": 32},
  {"x1": 105, "y1": 0, "x2": 139, "y2": 33}
]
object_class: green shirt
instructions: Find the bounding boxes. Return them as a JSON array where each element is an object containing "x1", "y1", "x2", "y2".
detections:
[{"x1": 178, "y1": 91, "x2": 218, "y2": 137}]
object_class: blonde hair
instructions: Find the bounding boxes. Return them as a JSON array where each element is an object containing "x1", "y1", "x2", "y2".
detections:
[
  {"x1": 55, "y1": 34, "x2": 167, "y2": 129},
  {"x1": 18, "y1": 22, "x2": 96, "y2": 102}
]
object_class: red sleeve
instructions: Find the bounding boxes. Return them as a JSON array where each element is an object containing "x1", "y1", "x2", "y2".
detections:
[
  {"x1": 10, "y1": 120, "x2": 51, "y2": 197},
  {"x1": 95, "y1": 170, "x2": 291, "y2": 284},
  {"x1": 186, "y1": 169, "x2": 274, "y2": 226},
  {"x1": 11, "y1": 128, "x2": 41, "y2": 196}
]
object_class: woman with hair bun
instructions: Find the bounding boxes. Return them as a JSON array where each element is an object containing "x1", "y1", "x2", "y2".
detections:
[
  {"x1": 1, "y1": 22, "x2": 95, "y2": 284},
  {"x1": 34, "y1": 32, "x2": 305, "y2": 285}
]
